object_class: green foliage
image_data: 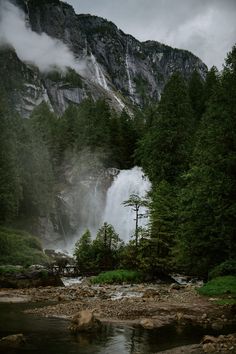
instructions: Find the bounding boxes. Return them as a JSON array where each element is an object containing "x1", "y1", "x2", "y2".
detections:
[
  {"x1": 0, "y1": 227, "x2": 48, "y2": 266},
  {"x1": 198, "y1": 276, "x2": 236, "y2": 296},
  {"x1": 209, "y1": 261, "x2": 236, "y2": 280},
  {"x1": 58, "y1": 99, "x2": 139, "y2": 169},
  {"x1": 74, "y1": 230, "x2": 95, "y2": 273},
  {"x1": 0, "y1": 265, "x2": 24, "y2": 275},
  {"x1": 123, "y1": 194, "x2": 149, "y2": 246},
  {"x1": 188, "y1": 70, "x2": 205, "y2": 121},
  {"x1": 91, "y1": 269, "x2": 142, "y2": 284},
  {"x1": 45, "y1": 68, "x2": 83, "y2": 88},
  {"x1": 215, "y1": 299, "x2": 236, "y2": 306},
  {"x1": 74, "y1": 224, "x2": 124, "y2": 274},
  {"x1": 0, "y1": 98, "x2": 22, "y2": 222},
  {"x1": 18, "y1": 120, "x2": 54, "y2": 216},
  {"x1": 136, "y1": 72, "x2": 194, "y2": 184},
  {"x1": 175, "y1": 46, "x2": 236, "y2": 276},
  {"x1": 134, "y1": 74, "x2": 149, "y2": 105}
]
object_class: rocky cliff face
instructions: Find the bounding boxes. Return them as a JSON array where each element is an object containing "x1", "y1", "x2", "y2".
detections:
[{"x1": 2, "y1": 0, "x2": 208, "y2": 117}]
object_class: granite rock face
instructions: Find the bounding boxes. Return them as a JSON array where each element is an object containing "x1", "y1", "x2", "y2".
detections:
[{"x1": 2, "y1": 0, "x2": 208, "y2": 116}]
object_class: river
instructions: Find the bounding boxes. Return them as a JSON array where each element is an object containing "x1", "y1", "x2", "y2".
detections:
[{"x1": 1, "y1": 302, "x2": 235, "y2": 353}]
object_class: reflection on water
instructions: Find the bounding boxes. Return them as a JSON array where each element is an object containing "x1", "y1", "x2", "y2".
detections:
[{"x1": 0, "y1": 303, "x2": 234, "y2": 354}]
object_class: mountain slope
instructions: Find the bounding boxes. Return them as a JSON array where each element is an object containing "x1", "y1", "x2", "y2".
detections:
[{"x1": 1, "y1": 0, "x2": 208, "y2": 116}]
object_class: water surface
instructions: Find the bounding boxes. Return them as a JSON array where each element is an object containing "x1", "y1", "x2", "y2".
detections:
[{"x1": 0, "y1": 302, "x2": 234, "y2": 354}]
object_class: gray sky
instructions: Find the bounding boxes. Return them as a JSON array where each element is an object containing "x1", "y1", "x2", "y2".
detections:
[{"x1": 65, "y1": 0, "x2": 236, "y2": 69}]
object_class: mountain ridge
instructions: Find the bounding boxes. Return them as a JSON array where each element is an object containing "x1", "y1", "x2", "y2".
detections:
[{"x1": 1, "y1": 0, "x2": 208, "y2": 116}]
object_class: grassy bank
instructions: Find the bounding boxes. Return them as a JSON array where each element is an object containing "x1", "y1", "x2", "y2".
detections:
[
  {"x1": 91, "y1": 269, "x2": 143, "y2": 284},
  {"x1": 198, "y1": 276, "x2": 236, "y2": 305},
  {"x1": 0, "y1": 227, "x2": 48, "y2": 266}
]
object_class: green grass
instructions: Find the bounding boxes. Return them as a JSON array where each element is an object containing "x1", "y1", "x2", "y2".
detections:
[
  {"x1": 0, "y1": 227, "x2": 48, "y2": 267},
  {"x1": 215, "y1": 298, "x2": 236, "y2": 306},
  {"x1": 91, "y1": 269, "x2": 143, "y2": 284},
  {"x1": 198, "y1": 276, "x2": 236, "y2": 296}
]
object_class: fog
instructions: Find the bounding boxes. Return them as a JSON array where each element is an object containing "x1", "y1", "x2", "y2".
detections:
[{"x1": 0, "y1": 1, "x2": 80, "y2": 73}]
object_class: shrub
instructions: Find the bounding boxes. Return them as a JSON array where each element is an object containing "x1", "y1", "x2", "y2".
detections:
[
  {"x1": 209, "y1": 260, "x2": 236, "y2": 279},
  {"x1": 91, "y1": 269, "x2": 143, "y2": 284}
]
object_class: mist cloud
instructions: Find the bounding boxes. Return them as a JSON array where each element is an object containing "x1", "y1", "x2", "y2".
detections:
[{"x1": 0, "y1": 1, "x2": 79, "y2": 73}]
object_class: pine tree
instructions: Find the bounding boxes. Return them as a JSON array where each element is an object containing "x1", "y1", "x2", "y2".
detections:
[
  {"x1": 176, "y1": 46, "x2": 236, "y2": 276},
  {"x1": 137, "y1": 72, "x2": 194, "y2": 184}
]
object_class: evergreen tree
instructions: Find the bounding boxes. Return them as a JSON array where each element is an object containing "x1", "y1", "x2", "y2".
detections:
[
  {"x1": 74, "y1": 230, "x2": 94, "y2": 273},
  {"x1": 188, "y1": 70, "x2": 205, "y2": 121},
  {"x1": 137, "y1": 72, "x2": 194, "y2": 184},
  {"x1": 93, "y1": 222, "x2": 123, "y2": 270},
  {"x1": 0, "y1": 99, "x2": 22, "y2": 222},
  {"x1": 176, "y1": 46, "x2": 236, "y2": 276}
]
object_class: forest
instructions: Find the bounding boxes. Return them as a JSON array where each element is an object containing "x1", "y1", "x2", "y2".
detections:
[{"x1": 0, "y1": 45, "x2": 236, "y2": 280}]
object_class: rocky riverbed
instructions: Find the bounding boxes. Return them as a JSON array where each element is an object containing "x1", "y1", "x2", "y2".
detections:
[
  {"x1": 0, "y1": 282, "x2": 235, "y2": 328},
  {"x1": 0, "y1": 281, "x2": 235, "y2": 353}
]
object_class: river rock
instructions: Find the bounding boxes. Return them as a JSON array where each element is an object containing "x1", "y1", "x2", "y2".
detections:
[
  {"x1": 202, "y1": 343, "x2": 216, "y2": 353},
  {"x1": 142, "y1": 288, "x2": 159, "y2": 299},
  {"x1": 140, "y1": 318, "x2": 155, "y2": 329},
  {"x1": 0, "y1": 334, "x2": 26, "y2": 348},
  {"x1": 69, "y1": 309, "x2": 101, "y2": 332}
]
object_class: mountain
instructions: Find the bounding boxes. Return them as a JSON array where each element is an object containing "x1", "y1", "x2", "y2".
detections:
[{"x1": 0, "y1": 0, "x2": 208, "y2": 117}]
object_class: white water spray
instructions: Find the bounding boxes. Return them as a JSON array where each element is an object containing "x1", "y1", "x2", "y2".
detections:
[{"x1": 103, "y1": 167, "x2": 151, "y2": 242}]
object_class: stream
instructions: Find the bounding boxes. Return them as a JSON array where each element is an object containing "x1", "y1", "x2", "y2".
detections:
[{"x1": 0, "y1": 302, "x2": 235, "y2": 354}]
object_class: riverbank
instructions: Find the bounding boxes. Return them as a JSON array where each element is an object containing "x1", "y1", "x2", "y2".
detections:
[{"x1": 0, "y1": 282, "x2": 235, "y2": 330}]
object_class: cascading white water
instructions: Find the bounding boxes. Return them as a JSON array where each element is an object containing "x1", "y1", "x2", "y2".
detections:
[
  {"x1": 125, "y1": 45, "x2": 135, "y2": 96},
  {"x1": 103, "y1": 166, "x2": 151, "y2": 242},
  {"x1": 90, "y1": 53, "x2": 108, "y2": 90}
]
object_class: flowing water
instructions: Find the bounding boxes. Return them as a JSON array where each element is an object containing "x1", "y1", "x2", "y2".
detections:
[
  {"x1": 1, "y1": 302, "x2": 234, "y2": 354},
  {"x1": 90, "y1": 54, "x2": 108, "y2": 90},
  {"x1": 103, "y1": 167, "x2": 151, "y2": 242},
  {"x1": 125, "y1": 47, "x2": 134, "y2": 96}
]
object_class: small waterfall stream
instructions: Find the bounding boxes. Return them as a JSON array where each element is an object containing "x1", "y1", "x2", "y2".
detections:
[
  {"x1": 90, "y1": 53, "x2": 108, "y2": 90},
  {"x1": 103, "y1": 167, "x2": 151, "y2": 242},
  {"x1": 125, "y1": 45, "x2": 135, "y2": 96}
]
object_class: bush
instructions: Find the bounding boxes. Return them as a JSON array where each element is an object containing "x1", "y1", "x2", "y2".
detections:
[
  {"x1": 0, "y1": 265, "x2": 24, "y2": 275},
  {"x1": 198, "y1": 276, "x2": 236, "y2": 296},
  {"x1": 209, "y1": 260, "x2": 236, "y2": 279},
  {"x1": 0, "y1": 227, "x2": 48, "y2": 267},
  {"x1": 91, "y1": 269, "x2": 143, "y2": 284}
]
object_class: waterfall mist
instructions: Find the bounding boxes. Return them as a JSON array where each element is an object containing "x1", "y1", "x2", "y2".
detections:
[
  {"x1": 62, "y1": 164, "x2": 151, "y2": 253},
  {"x1": 103, "y1": 166, "x2": 151, "y2": 243}
]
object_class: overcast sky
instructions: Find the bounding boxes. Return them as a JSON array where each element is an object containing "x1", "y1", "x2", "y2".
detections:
[{"x1": 65, "y1": 0, "x2": 236, "y2": 69}]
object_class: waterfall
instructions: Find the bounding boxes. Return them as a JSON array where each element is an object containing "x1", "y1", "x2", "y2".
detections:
[
  {"x1": 90, "y1": 53, "x2": 108, "y2": 90},
  {"x1": 103, "y1": 167, "x2": 151, "y2": 242},
  {"x1": 125, "y1": 45, "x2": 134, "y2": 96}
]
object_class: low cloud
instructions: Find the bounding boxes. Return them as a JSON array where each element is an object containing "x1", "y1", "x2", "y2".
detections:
[{"x1": 0, "y1": 1, "x2": 80, "y2": 73}]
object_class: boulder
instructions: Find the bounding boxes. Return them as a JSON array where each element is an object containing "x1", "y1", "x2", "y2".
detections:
[
  {"x1": 69, "y1": 309, "x2": 101, "y2": 333},
  {"x1": 0, "y1": 334, "x2": 26, "y2": 348},
  {"x1": 140, "y1": 318, "x2": 155, "y2": 329}
]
